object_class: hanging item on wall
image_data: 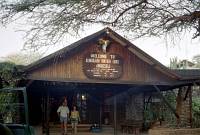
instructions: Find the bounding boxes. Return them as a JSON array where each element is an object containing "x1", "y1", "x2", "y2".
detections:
[{"x1": 98, "y1": 38, "x2": 111, "y2": 53}]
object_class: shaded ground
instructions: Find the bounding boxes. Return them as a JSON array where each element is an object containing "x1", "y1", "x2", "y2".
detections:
[
  {"x1": 34, "y1": 126, "x2": 148, "y2": 135},
  {"x1": 49, "y1": 133, "x2": 148, "y2": 135}
]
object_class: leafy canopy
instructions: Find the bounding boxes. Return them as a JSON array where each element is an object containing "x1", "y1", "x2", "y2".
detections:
[
  {"x1": 0, "y1": 0, "x2": 200, "y2": 50},
  {"x1": 0, "y1": 62, "x2": 24, "y2": 88},
  {"x1": 2, "y1": 52, "x2": 43, "y2": 65}
]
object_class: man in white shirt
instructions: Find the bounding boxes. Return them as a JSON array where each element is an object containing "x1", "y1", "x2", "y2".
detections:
[{"x1": 57, "y1": 99, "x2": 69, "y2": 135}]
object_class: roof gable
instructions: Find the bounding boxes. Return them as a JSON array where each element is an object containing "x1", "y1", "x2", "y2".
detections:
[{"x1": 24, "y1": 27, "x2": 181, "y2": 82}]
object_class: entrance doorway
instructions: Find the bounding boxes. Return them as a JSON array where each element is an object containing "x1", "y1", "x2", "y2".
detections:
[
  {"x1": 47, "y1": 91, "x2": 91, "y2": 124},
  {"x1": 27, "y1": 81, "x2": 132, "y2": 134},
  {"x1": 46, "y1": 89, "x2": 112, "y2": 125}
]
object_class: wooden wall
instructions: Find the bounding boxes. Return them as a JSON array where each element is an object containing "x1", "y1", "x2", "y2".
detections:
[{"x1": 27, "y1": 39, "x2": 176, "y2": 85}]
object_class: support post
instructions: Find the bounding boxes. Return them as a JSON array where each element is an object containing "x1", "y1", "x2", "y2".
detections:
[
  {"x1": 114, "y1": 94, "x2": 117, "y2": 135},
  {"x1": 189, "y1": 86, "x2": 192, "y2": 127},
  {"x1": 42, "y1": 96, "x2": 45, "y2": 134},
  {"x1": 99, "y1": 102, "x2": 102, "y2": 127},
  {"x1": 46, "y1": 90, "x2": 50, "y2": 135},
  {"x1": 176, "y1": 86, "x2": 193, "y2": 127},
  {"x1": 153, "y1": 85, "x2": 179, "y2": 119}
]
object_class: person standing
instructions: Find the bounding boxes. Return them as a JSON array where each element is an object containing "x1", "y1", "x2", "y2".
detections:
[
  {"x1": 57, "y1": 99, "x2": 69, "y2": 135},
  {"x1": 70, "y1": 106, "x2": 80, "y2": 134}
]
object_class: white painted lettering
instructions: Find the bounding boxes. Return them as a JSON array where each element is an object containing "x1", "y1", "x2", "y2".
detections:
[
  {"x1": 112, "y1": 60, "x2": 119, "y2": 64},
  {"x1": 110, "y1": 55, "x2": 116, "y2": 59},
  {"x1": 96, "y1": 64, "x2": 111, "y2": 68}
]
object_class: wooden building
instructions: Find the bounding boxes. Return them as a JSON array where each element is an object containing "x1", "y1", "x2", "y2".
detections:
[{"x1": 21, "y1": 27, "x2": 200, "y2": 134}]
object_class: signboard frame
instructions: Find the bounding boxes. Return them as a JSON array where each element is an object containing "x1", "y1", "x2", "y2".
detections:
[{"x1": 83, "y1": 53, "x2": 123, "y2": 80}]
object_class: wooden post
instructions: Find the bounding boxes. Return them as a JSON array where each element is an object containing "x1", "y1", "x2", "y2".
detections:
[
  {"x1": 114, "y1": 93, "x2": 117, "y2": 135},
  {"x1": 176, "y1": 86, "x2": 192, "y2": 127},
  {"x1": 46, "y1": 89, "x2": 50, "y2": 135},
  {"x1": 99, "y1": 102, "x2": 102, "y2": 127},
  {"x1": 41, "y1": 96, "x2": 45, "y2": 134},
  {"x1": 176, "y1": 87, "x2": 182, "y2": 127},
  {"x1": 189, "y1": 86, "x2": 192, "y2": 127}
]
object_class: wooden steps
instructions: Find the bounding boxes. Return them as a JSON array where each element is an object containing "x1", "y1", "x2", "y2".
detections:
[
  {"x1": 49, "y1": 124, "x2": 114, "y2": 133},
  {"x1": 49, "y1": 124, "x2": 91, "y2": 133}
]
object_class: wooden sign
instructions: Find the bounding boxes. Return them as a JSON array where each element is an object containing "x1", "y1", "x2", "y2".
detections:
[{"x1": 83, "y1": 53, "x2": 123, "y2": 79}]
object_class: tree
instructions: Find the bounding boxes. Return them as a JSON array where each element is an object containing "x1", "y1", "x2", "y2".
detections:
[
  {"x1": 192, "y1": 54, "x2": 200, "y2": 68},
  {"x1": 2, "y1": 52, "x2": 43, "y2": 65},
  {"x1": 0, "y1": 0, "x2": 200, "y2": 50},
  {"x1": 0, "y1": 62, "x2": 23, "y2": 89},
  {"x1": 192, "y1": 97, "x2": 200, "y2": 127},
  {"x1": 0, "y1": 51, "x2": 42, "y2": 88},
  {"x1": 169, "y1": 57, "x2": 179, "y2": 69}
]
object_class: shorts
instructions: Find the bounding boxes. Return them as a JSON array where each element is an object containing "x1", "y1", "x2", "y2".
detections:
[
  {"x1": 71, "y1": 118, "x2": 78, "y2": 124},
  {"x1": 60, "y1": 116, "x2": 68, "y2": 123}
]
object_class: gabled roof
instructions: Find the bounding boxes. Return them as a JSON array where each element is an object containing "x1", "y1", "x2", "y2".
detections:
[{"x1": 24, "y1": 27, "x2": 181, "y2": 80}]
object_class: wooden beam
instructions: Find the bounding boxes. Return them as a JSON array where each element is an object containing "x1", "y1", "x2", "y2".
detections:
[
  {"x1": 184, "y1": 86, "x2": 191, "y2": 101},
  {"x1": 108, "y1": 32, "x2": 127, "y2": 46},
  {"x1": 25, "y1": 80, "x2": 34, "y2": 88},
  {"x1": 26, "y1": 76, "x2": 174, "y2": 85},
  {"x1": 153, "y1": 85, "x2": 180, "y2": 119}
]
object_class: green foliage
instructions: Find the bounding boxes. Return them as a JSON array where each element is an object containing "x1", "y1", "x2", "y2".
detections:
[
  {"x1": 144, "y1": 90, "x2": 200, "y2": 128},
  {"x1": 164, "y1": 92, "x2": 176, "y2": 106},
  {"x1": 0, "y1": 92, "x2": 18, "y2": 115},
  {"x1": 144, "y1": 92, "x2": 177, "y2": 129},
  {"x1": 162, "y1": 92, "x2": 177, "y2": 126},
  {"x1": 3, "y1": 52, "x2": 43, "y2": 65},
  {"x1": 192, "y1": 97, "x2": 200, "y2": 127},
  {"x1": 0, "y1": 90, "x2": 24, "y2": 124},
  {"x1": 144, "y1": 102, "x2": 160, "y2": 121},
  {"x1": 0, "y1": 62, "x2": 23, "y2": 88},
  {"x1": 192, "y1": 55, "x2": 200, "y2": 68}
]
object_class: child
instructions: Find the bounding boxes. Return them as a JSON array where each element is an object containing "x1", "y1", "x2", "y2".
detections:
[{"x1": 70, "y1": 106, "x2": 80, "y2": 134}]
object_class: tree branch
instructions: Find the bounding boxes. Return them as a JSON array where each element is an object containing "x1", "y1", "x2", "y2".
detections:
[{"x1": 111, "y1": 0, "x2": 147, "y2": 24}]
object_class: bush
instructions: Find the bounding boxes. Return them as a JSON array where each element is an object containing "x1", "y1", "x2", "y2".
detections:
[{"x1": 192, "y1": 98, "x2": 200, "y2": 128}]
